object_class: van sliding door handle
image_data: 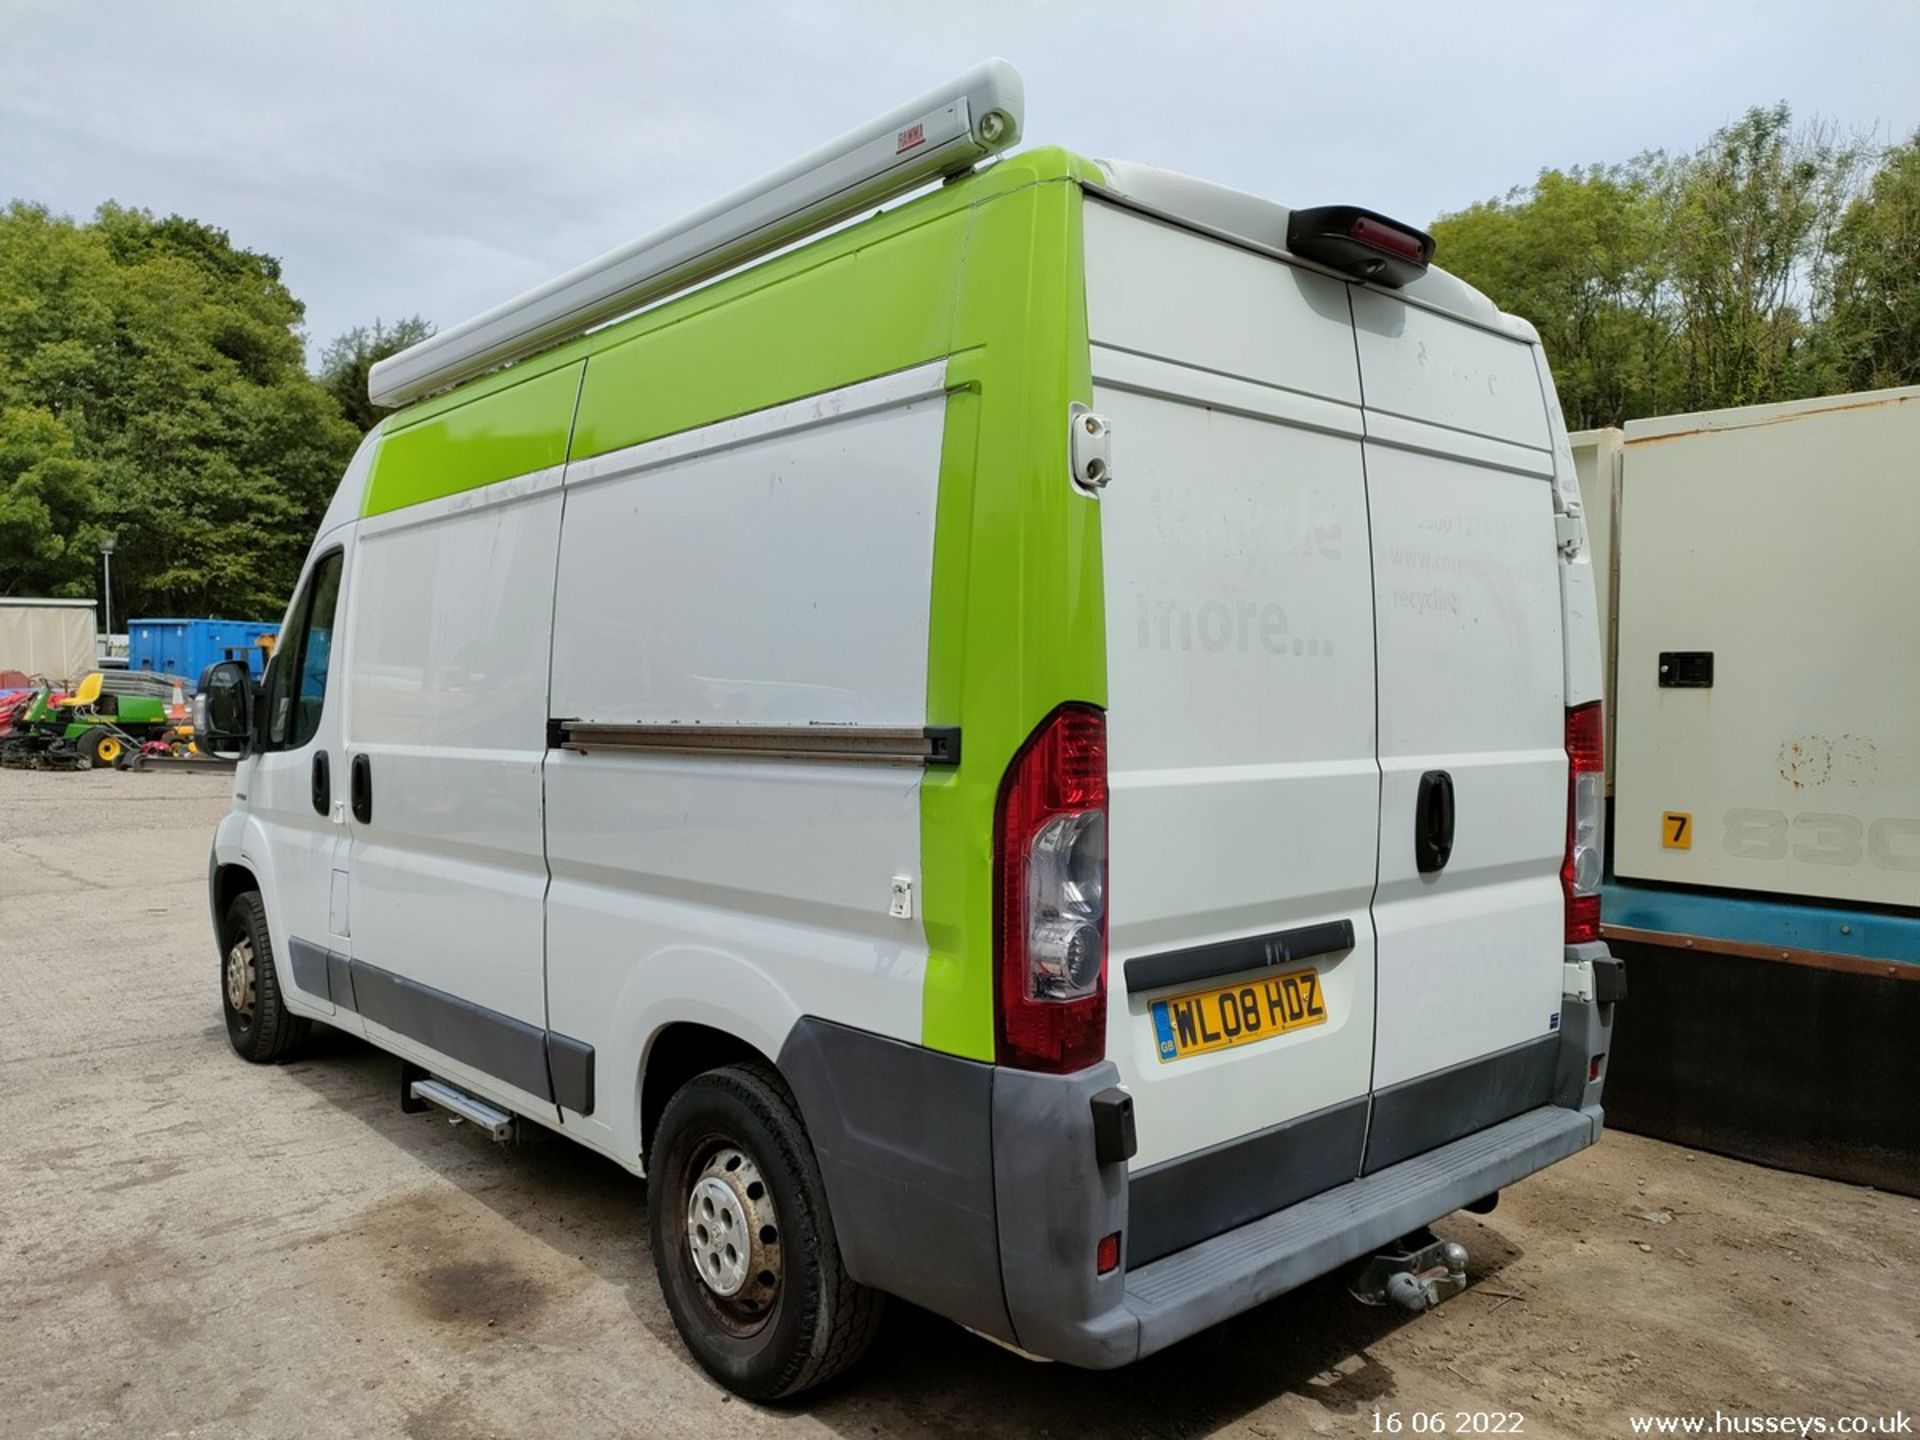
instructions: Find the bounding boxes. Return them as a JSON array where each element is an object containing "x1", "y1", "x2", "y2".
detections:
[
  {"x1": 310, "y1": 751, "x2": 330, "y2": 817},
  {"x1": 1415, "y1": 770, "x2": 1454, "y2": 874},
  {"x1": 350, "y1": 753, "x2": 372, "y2": 825}
]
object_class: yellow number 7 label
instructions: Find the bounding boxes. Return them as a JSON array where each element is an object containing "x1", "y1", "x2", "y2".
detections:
[{"x1": 1662, "y1": 811, "x2": 1692, "y2": 850}]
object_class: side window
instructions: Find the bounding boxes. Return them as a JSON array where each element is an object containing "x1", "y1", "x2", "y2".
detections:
[{"x1": 263, "y1": 550, "x2": 344, "y2": 752}]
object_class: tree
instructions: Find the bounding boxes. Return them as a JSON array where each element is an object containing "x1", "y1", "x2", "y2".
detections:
[
  {"x1": 1822, "y1": 133, "x2": 1920, "y2": 391},
  {"x1": 318, "y1": 316, "x2": 434, "y2": 433},
  {"x1": 1432, "y1": 105, "x2": 1881, "y2": 427},
  {"x1": 1659, "y1": 105, "x2": 1867, "y2": 410},
  {"x1": 0, "y1": 201, "x2": 358, "y2": 618},
  {"x1": 0, "y1": 405, "x2": 97, "y2": 597}
]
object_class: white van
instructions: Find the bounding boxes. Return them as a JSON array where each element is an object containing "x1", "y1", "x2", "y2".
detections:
[{"x1": 200, "y1": 61, "x2": 1621, "y2": 1399}]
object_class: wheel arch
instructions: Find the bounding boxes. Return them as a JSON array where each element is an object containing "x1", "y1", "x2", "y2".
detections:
[
  {"x1": 209, "y1": 856, "x2": 261, "y2": 934},
  {"x1": 638, "y1": 1021, "x2": 776, "y2": 1166}
]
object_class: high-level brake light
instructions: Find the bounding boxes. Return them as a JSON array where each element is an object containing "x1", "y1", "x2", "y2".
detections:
[
  {"x1": 368, "y1": 60, "x2": 1025, "y2": 409},
  {"x1": 1564, "y1": 702, "x2": 1606, "y2": 943},
  {"x1": 995, "y1": 705, "x2": 1109, "y2": 1073},
  {"x1": 1286, "y1": 204, "x2": 1436, "y2": 287}
]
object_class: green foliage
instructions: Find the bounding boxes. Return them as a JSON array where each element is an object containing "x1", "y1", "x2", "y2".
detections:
[
  {"x1": 0, "y1": 405, "x2": 97, "y2": 596},
  {"x1": 318, "y1": 315, "x2": 435, "y2": 433},
  {"x1": 0, "y1": 201, "x2": 359, "y2": 619},
  {"x1": 1432, "y1": 105, "x2": 1895, "y2": 429},
  {"x1": 1823, "y1": 133, "x2": 1920, "y2": 392}
]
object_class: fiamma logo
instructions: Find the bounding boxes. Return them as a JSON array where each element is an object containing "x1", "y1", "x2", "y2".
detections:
[{"x1": 895, "y1": 123, "x2": 925, "y2": 154}]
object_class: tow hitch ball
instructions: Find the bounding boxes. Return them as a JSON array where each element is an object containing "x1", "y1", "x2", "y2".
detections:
[{"x1": 1349, "y1": 1228, "x2": 1470, "y2": 1312}]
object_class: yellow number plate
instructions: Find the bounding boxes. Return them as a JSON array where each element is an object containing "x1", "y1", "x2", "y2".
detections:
[{"x1": 1151, "y1": 967, "x2": 1328, "y2": 1063}]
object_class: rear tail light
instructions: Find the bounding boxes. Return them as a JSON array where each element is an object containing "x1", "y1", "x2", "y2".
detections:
[
  {"x1": 995, "y1": 704, "x2": 1108, "y2": 1073},
  {"x1": 1563, "y1": 702, "x2": 1605, "y2": 943},
  {"x1": 1096, "y1": 1231, "x2": 1121, "y2": 1275}
]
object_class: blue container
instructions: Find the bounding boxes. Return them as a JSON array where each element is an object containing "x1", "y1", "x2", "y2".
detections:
[{"x1": 127, "y1": 617, "x2": 281, "y2": 681}]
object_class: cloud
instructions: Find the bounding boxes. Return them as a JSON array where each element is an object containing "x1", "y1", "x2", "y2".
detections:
[{"x1": 4, "y1": 0, "x2": 1917, "y2": 362}]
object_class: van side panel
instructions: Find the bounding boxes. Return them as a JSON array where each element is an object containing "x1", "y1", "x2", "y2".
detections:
[
  {"x1": 565, "y1": 204, "x2": 967, "y2": 465},
  {"x1": 542, "y1": 367, "x2": 950, "y2": 1158},
  {"x1": 340, "y1": 364, "x2": 584, "y2": 1123}
]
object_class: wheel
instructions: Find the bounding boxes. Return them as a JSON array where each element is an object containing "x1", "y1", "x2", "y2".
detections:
[
  {"x1": 78, "y1": 726, "x2": 124, "y2": 768},
  {"x1": 219, "y1": 891, "x2": 310, "y2": 1063},
  {"x1": 648, "y1": 1062, "x2": 884, "y2": 1400}
]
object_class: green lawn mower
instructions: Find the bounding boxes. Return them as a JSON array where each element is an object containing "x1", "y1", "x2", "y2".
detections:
[{"x1": 0, "y1": 673, "x2": 172, "y2": 770}]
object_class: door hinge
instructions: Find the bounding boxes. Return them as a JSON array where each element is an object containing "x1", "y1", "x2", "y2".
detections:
[
  {"x1": 1554, "y1": 512, "x2": 1584, "y2": 558},
  {"x1": 1069, "y1": 403, "x2": 1112, "y2": 492}
]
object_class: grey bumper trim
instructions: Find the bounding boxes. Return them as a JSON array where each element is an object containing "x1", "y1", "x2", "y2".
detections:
[
  {"x1": 1362, "y1": 1033, "x2": 1558, "y2": 1174},
  {"x1": 1119, "y1": 1104, "x2": 1599, "y2": 1363}
]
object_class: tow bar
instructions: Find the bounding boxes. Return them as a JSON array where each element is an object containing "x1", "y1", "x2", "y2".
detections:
[{"x1": 1349, "y1": 1228, "x2": 1470, "y2": 1312}]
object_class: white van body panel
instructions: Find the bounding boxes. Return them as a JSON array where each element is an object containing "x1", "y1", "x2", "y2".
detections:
[
  {"x1": 1349, "y1": 289, "x2": 1553, "y2": 450},
  {"x1": 1085, "y1": 200, "x2": 1381, "y2": 1170},
  {"x1": 342, "y1": 466, "x2": 568, "y2": 1122},
  {"x1": 543, "y1": 365, "x2": 948, "y2": 1161},
  {"x1": 1363, "y1": 433, "x2": 1566, "y2": 1086}
]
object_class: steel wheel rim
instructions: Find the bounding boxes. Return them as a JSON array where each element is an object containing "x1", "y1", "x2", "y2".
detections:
[
  {"x1": 97, "y1": 737, "x2": 122, "y2": 763},
  {"x1": 682, "y1": 1141, "x2": 782, "y2": 1334},
  {"x1": 225, "y1": 936, "x2": 256, "y2": 1019}
]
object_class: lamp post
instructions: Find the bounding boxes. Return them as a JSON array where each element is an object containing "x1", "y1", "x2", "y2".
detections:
[{"x1": 99, "y1": 534, "x2": 116, "y2": 641}]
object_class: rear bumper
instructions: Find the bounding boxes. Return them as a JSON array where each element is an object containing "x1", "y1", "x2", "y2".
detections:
[
  {"x1": 1056, "y1": 1102, "x2": 1599, "y2": 1366},
  {"x1": 782, "y1": 958, "x2": 1618, "y2": 1368}
]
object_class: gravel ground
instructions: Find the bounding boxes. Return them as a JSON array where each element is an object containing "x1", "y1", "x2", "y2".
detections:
[{"x1": 1, "y1": 765, "x2": 1915, "y2": 1440}]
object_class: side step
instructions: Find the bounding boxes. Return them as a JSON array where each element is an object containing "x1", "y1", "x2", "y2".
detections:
[{"x1": 403, "y1": 1068, "x2": 516, "y2": 1142}]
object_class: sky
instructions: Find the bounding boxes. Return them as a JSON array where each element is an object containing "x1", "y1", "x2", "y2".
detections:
[{"x1": 4, "y1": 0, "x2": 1918, "y2": 367}]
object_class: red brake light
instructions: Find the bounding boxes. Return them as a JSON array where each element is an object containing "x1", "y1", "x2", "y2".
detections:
[
  {"x1": 1350, "y1": 215, "x2": 1425, "y2": 262},
  {"x1": 1096, "y1": 1231, "x2": 1121, "y2": 1275},
  {"x1": 1563, "y1": 702, "x2": 1605, "y2": 944},
  {"x1": 995, "y1": 705, "x2": 1109, "y2": 1073}
]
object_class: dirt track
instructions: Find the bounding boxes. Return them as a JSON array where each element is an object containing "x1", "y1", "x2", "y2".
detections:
[{"x1": 1, "y1": 766, "x2": 1915, "y2": 1438}]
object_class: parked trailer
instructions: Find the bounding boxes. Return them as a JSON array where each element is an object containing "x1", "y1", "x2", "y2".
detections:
[
  {"x1": 0, "y1": 597, "x2": 96, "y2": 685},
  {"x1": 1573, "y1": 386, "x2": 1920, "y2": 1196}
]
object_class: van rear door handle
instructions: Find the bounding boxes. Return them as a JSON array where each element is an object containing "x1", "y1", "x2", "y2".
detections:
[
  {"x1": 1415, "y1": 769, "x2": 1454, "y2": 874},
  {"x1": 350, "y1": 753, "x2": 372, "y2": 825},
  {"x1": 311, "y1": 750, "x2": 330, "y2": 817}
]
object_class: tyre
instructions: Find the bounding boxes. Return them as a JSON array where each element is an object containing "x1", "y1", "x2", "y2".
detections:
[
  {"x1": 79, "y1": 726, "x2": 124, "y2": 768},
  {"x1": 219, "y1": 891, "x2": 310, "y2": 1063},
  {"x1": 648, "y1": 1061, "x2": 884, "y2": 1401}
]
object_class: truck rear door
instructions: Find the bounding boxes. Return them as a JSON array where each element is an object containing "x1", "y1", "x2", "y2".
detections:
[
  {"x1": 1352, "y1": 290, "x2": 1568, "y2": 1173},
  {"x1": 1085, "y1": 200, "x2": 1382, "y2": 1267}
]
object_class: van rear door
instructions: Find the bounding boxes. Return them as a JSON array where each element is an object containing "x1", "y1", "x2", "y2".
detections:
[
  {"x1": 1352, "y1": 290, "x2": 1567, "y2": 1172},
  {"x1": 1084, "y1": 200, "x2": 1382, "y2": 1266}
]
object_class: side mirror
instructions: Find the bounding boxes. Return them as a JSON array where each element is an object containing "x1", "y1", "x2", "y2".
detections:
[{"x1": 196, "y1": 660, "x2": 255, "y2": 758}]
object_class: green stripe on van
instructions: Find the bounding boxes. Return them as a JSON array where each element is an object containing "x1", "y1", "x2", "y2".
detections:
[
  {"x1": 918, "y1": 162, "x2": 1107, "y2": 1060},
  {"x1": 362, "y1": 361, "x2": 584, "y2": 517}
]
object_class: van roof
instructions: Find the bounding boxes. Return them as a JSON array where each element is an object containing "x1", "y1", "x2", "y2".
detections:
[
  {"x1": 1085, "y1": 157, "x2": 1534, "y2": 343},
  {"x1": 382, "y1": 144, "x2": 1533, "y2": 433}
]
